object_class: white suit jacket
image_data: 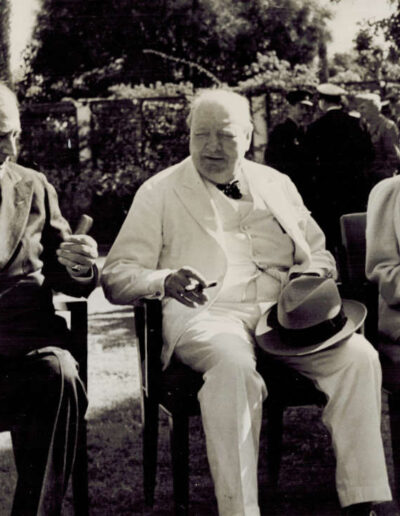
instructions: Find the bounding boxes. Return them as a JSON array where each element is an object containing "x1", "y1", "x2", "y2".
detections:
[
  {"x1": 366, "y1": 176, "x2": 400, "y2": 342},
  {"x1": 101, "y1": 157, "x2": 336, "y2": 366}
]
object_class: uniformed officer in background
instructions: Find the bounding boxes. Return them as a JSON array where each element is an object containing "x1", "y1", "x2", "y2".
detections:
[
  {"x1": 303, "y1": 83, "x2": 373, "y2": 257},
  {"x1": 265, "y1": 89, "x2": 314, "y2": 204}
]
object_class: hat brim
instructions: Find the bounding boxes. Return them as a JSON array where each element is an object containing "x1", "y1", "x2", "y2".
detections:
[{"x1": 255, "y1": 299, "x2": 367, "y2": 357}]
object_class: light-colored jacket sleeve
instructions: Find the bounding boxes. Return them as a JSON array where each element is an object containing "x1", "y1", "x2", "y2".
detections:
[
  {"x1": 366, "y1": 177, "x2": 400, "y2": 307},
  {"x1": 101, "y1": 180, "x2": 174, "y2": 305}
]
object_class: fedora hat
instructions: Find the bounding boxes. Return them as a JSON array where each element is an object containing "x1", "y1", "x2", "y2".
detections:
[{"x1": 255, "y1": 276, "x2": 367, "y2": 357}]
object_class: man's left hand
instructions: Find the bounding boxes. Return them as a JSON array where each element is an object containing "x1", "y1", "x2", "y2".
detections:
[{"x1": 57, "y1": 235, "x2": 98, "y2": 277}]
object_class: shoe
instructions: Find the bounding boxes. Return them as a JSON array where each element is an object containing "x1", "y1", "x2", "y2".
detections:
[
  {"x1": 343, "y1": 502, "x2": 400, "y2": 516},
  {"x1": 371, "y1": 501, "x2": 400, "y2": 515},
  {"x1": 343, "y1": 503, "x2": 376, "y2": 516}
]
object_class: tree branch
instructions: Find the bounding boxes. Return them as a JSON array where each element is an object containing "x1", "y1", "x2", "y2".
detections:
[{"x1": 143, "y1": 49, "x2": 223, "y2": 86}]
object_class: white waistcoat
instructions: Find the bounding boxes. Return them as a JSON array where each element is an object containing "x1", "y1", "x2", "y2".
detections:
[{"x1": 205, "y1": 179, "x2": 294, "y2": 304}]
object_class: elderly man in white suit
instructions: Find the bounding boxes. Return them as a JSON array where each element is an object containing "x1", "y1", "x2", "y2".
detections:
[{"x1": 101, "y1": 89, "x2": 391, "y2": 516}]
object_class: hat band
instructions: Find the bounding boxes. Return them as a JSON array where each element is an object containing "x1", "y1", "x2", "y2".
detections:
[{"x1": 269, "y1": 306, "x2": 348, "y2": 347}]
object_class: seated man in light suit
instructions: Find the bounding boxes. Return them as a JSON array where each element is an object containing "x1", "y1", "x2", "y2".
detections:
[{"x1": 101, "y1": 89, "x2": 391, "y2": 516}]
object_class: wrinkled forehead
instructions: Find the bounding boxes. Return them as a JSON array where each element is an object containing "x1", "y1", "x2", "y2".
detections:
[
  {"x1": 0, "y1": 89, "x2": 20, "y2": 132},
  {"x1": 191, "y1": 98, "x2": 251, "y2": 131}
]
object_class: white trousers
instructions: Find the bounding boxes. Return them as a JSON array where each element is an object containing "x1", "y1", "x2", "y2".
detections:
[{"x1": 174, "y1": 308, "x2": 392, "y2": 516}]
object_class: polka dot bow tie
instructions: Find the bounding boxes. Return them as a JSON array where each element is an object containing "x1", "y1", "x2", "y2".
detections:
[{"x1": 216, "y1": 180, "x2": 243, "y2": 199}]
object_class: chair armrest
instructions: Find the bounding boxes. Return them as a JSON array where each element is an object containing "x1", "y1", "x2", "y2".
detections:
[
  {"x1": 134, "y1": 299, "x2": 163, "y2": 398},
  {"x1": 53, "y1": 294, "x2": 88, "y2": 388},
  {"x1": 337, "y1": 280, "x2": 378, "y2": 343}
]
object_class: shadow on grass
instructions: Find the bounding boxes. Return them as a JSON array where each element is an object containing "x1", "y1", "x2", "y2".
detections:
[
  {"x1": 89, "y1": 309, "x2": 136, "y2": 350},
  {"x1": 73, "y1": 400, "x2": 340, "y2": 515},
  {"x1": 82, "y1": 399, "x2": 397, "y2": 516},
  {"x1": 86, "y1": 400, "x2": 341, "y2": 515},
  {"x1": 84, "y1": 398, "x2": 217, "y2": 515},
  {"x1": 0, "y1": 398, "x2": 398, "y2": 515},
  {"x1": 0, "y1": 299, "x2": 398, "y2": 515}
]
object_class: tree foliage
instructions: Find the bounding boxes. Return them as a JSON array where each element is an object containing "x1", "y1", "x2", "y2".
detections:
[
  {"x1": 328, "y1": 18, "x2": 400, "y2": 85},
  {"x1": 378, "y1": 0, "x2": 400, "y2": 50},
  {"x1": 0, "y1": 0, "x2": 11, "y2": 84},
  {"x1": 18, "y1": 92, "x2": 192, "y2": 242},
  {"x1": 349, "y1": 1, "x2": 400, "y2": 82},
  {"x1": 20, "y1": 0, "x2": 332, "y2": 101},
  {"x1": 235, "y1": 51, "x2": 319, "y2": 97}
]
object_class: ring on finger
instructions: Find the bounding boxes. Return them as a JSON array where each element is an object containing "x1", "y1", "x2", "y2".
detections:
[{"x1": 72, "y1": 264, "x2": 81, "y2": 272}]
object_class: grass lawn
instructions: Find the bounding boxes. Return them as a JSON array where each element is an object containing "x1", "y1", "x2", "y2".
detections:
[{"x1": 0, "y1": 285, "x2": 398, "y2": 515}]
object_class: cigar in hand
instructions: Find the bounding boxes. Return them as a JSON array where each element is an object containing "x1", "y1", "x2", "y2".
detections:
[
  {"x1": 185, "y1": 281, "x2": 218, "y2": 292},
  {"x1": 74, "y1": 214, "x2": 93, "y2": 235}
]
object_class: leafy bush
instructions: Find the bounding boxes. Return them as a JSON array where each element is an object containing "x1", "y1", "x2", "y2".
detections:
[
  {"x1": 236, "y1": 51, "x2": 319, "y2": 130},
  {"x1": 19, "y1": 85, "x2": 193, "y2": 242},
  {"x1": 236, "y1": 51, "x2": 319, "y2": 97},
  {"x1": 19, "y1": 102, "x2": 86, "y2": 224}
]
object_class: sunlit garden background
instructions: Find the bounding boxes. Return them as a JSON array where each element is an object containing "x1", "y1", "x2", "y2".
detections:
[{"x1": 1, "y1": 0, "x2": 400, "y2": 514}]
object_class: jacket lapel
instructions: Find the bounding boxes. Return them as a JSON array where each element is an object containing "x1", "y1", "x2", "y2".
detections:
[
  {"x1": 174, "y1": 158, "x2": 311, "y2": 264},
  {"x1": 244, "y1": 162, "x2": 311, "y2": 264},
  {"x1": 0, "y1": 165, "x2": 34, "y2": 269},
  {"x1": 173, "y1": 158, "x2": 225, "y2": 244}
]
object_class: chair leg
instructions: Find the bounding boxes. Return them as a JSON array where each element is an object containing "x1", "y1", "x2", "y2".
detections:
[
  {"x1": 169, "y1": 413, "x2": 190, "y2": 516},
  {"x1": 73, "y1": 418, "x2": 89, "y2": 516},
  {"x1": 265, "y1": 401, "x2": 285, "y2": 488},
  {"x1": 388, "y1": 392, "x2": 400, "y2": 501},
  {"x1": 143, "y1": 397, "x2": 159, "y2": 507}
]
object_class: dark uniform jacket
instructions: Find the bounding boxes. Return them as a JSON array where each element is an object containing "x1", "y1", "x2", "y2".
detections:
[
  {"x1": 0, "y1": 162, "x2": 97, "y2": 355},
  {"x1": 265, "y1": 118, "x2": 312, "y2": 204},
  {"x1": 303, "y1": 108, "x2": 373, "y2": 250}
]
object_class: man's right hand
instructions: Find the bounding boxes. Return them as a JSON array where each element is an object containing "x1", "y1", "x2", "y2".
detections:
[{"x1": 164, "y1": 267, "x2": 209, "y2": 307}]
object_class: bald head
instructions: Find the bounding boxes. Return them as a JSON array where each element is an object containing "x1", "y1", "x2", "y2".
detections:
[
  {"x1": 188, "y1": 89, "x2": 253, "y2": 184},
  {"x1": 0, "y1": 83, "x2": 21, "y2": 168},
  {"x1": 0, "y1": 83, "x2": 20, "y2": 133},
  {"x1": 356, "y1": 92, "x2": 381, "y2": 123},
  {"x1": 188, "y1": 89, "x2": 252, "y2": 130},
  {"x1": 356, "y1": 93, "x2": 381, "y2": 111}
]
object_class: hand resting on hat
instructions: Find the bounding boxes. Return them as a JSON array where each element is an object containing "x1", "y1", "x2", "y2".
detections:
[{"x1": 255, "y1": 275, "x2": 367, "y2": 356}]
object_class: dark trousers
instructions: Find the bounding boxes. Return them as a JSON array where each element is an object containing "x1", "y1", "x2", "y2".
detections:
[{"x1": 0, "y1": 346, "x2": 88, "y2": 516}]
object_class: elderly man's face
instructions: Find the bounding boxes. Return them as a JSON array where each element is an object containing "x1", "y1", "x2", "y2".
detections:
[
  {"x1": 357, "y1": 101, "x2": 379, "y2": 123},
  {"x1": 0, "y1": 99, "x2": 20, "y2": 169},
  {"x1": 189, "y1": 99, "x2": 252, "y2": 184}
]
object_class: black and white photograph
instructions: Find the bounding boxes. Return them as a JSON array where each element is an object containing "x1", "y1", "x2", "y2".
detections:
[{"x1": 1, "y1": 1, "x2": 400, "y2": 515}]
